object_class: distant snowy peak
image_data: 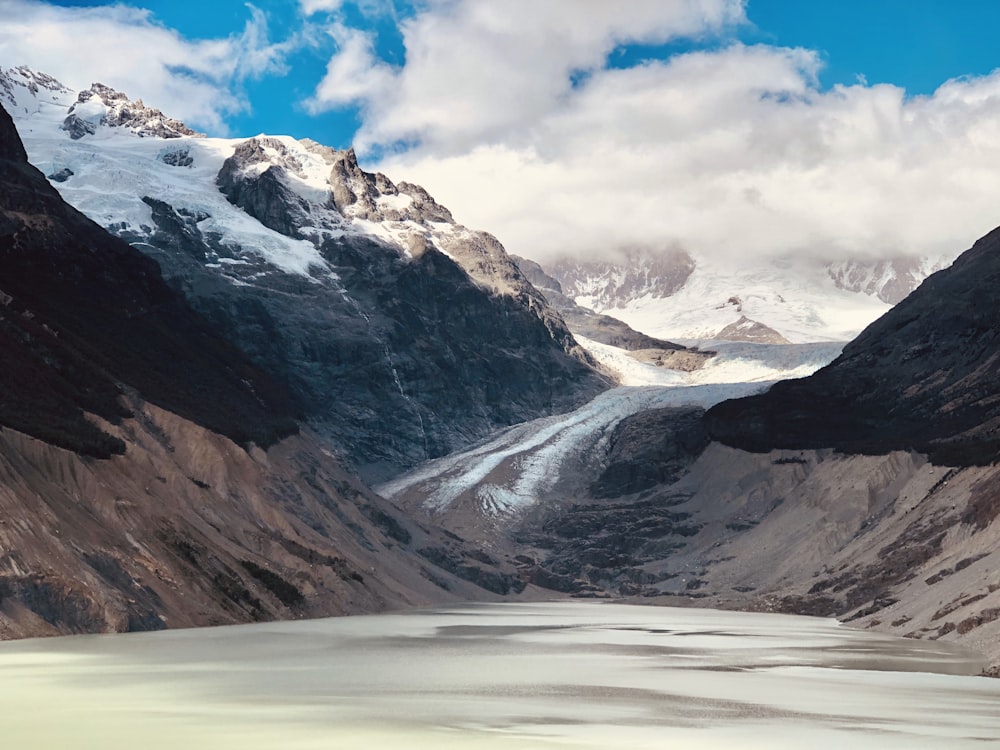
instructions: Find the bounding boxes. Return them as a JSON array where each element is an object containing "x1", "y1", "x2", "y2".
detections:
[
  {"x1": 0, "y1": 66, "x2": 72, "y2": 114},
  {"x1": 826, "y1": 256, "x2": 952, "y2": 305},
  {"x1": 63, "y1": 82, "x2": 201, "y2": 140},
  {"x1": 548, "y1": 249, "x2": 695, "y2": 310}
]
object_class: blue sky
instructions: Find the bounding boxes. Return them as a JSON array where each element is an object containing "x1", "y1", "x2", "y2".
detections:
[{"x1": 7, "y1": 0, "x2": 1000, "y2": 263}]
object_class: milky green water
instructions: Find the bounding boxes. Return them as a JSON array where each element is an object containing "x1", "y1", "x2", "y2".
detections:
[{"x1": 0, "y1": 602, "x2": 996, "y2": 749}]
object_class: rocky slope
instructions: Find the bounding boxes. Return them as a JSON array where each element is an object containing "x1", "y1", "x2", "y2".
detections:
[
  {"x1": 2, "y1": 66, "x2": 607, "y2": 480},
  {"x1": 512, "y1": 439, "x2": 1000, "y2": 672},
  {"x1": 705, "y1": 226, "x2": 1000, "y2": 466},
  {"x1": 0, "y1": 98, "x2": 523, "y2": 636},
  {"x1": 548, "y1": 248, "x2": 695, "y2": 310},
  {"x1": 827, "y1": 256, "x2": 952, "y2": 305}
]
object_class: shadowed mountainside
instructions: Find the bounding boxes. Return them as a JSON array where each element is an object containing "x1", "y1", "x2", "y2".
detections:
[{"x1": 0, "y1": 101, "x2": 524, "y2": 636}]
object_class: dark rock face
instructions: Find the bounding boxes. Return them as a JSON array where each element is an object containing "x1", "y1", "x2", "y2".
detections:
[
  {"x1": 46, "y1": 167, "x2": 73, "y2": 182},
  {"x1": 216, "y1": 138, "x2": 315, "y2": 236},
  {"x1": 158, "y1": 147, "x2": 193, "y2": 168},
  {"x1": 509, "y1": 407, "x2": 708, "y2": 597},
  {"x1": 60, "y1": 114, "x2": 96, "y2": 140},
  {"x1": 591, "y1": 407, "x2": 710, "y2": 498},
  {"x1": 706, "y1": 226, "x2": 1000, "y2": 465},
  {"x1": 516, "y1": 491, "x2": 702, "y2": 597},
  {"x1": 0, "y1": 102, "x2": 298, "y2": 455}
]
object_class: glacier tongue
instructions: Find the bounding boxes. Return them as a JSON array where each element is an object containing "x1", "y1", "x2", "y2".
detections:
[{"x1": 380, "y1": 341, "x2": 841, "y2": 519}]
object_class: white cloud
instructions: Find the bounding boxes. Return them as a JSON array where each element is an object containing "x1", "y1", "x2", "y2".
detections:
[
  {"x1": 305, "y1": 23, "x2": 395, "y2": 112},
  {"x1": 311, "y1": 0, "x2": 745, "y2": 154},
  {"x1": 300, "y1": 0, "x2": 344, "y2": 14},
  {"x1": 0, "y1": 0, "x2": 294, "y2": 134},
  {"x1": 305, "y1": 0, "x2": 1000, "y2": 264}
]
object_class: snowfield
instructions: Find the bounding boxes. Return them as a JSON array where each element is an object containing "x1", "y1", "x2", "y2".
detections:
[{"x1": 574, "y1": 253, "x2": 896, "y2": 344}]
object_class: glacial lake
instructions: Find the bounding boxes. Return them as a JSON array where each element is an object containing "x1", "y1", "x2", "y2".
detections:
[{"x1": 0, "y1": 602, "x2": 997, "y2": 749}]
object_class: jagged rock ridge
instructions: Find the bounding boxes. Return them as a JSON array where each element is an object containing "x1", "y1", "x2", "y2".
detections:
[
  {"x1": 63, "y1": 82, "x2": 201, "y2": 140},
  {"x1": 827, "y1": 256, "x2": 951, "y2": 305},
  {"x1": 548, "y1": 248, "x2": 695, "y2": 310}
]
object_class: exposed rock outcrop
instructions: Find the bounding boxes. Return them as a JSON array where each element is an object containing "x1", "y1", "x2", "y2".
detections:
[
  {"x1": 547, "y1": 248, "x2": 695, "y2": 309},
  {"x1": 715, "y1": 315, "x2": 790, "y2": 344},
  {"x1": 63, "y1": 82, "x2": 201, "y2": 139},
  {"x1": 827, "y1": 256, "x2": 949, "y2": 305}
]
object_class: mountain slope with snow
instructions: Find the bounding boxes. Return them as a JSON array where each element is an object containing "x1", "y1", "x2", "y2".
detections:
[
  {"x1": 545, "y1": 248, "x2": 957, "y2": 344},
  {"x1": 1, "y1": 66, "x2": 607, "y2": 479},
  {"x1": 0, "y1": 93, "x2": 523, "y2": 638}
]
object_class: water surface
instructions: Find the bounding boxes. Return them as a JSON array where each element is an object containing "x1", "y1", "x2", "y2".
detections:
[{"x1": 0, "y1": 602, "x2": 996, "y2": 749}]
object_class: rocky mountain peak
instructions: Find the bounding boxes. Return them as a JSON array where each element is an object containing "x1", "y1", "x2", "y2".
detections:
[
  {"x1": 548, "y1": 248, "x2": 696, "y2": 310},
  {"x1": 217, "y1": 135, "x2": 456, "y2": 234},
  {"x1": 715, "y1": 315, "x2": 790, "y2": 344},
  {"x1": 827, "y1": 256, "x2": 953, "y2": 305},
  {"x1": 0, "y1": 65, "x2": 72, "y2": 115},
  {"x1": 63, "y1": 82, "x2": 201, "y2": 140}
]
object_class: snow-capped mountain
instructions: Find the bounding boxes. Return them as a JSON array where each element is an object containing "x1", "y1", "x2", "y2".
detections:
[
  {"x1": 548, "y1": 248, "x2": 695, "y2": 310},
  {"x1": 542, "y1": 246, "x2": 958, "y2": 344},
  {"x1": 826, "y1": 255, "x2": 953, "y2": 305},
  {"x1": 1, "y1": 65, "x2": 606, "y2": 479},
  {"x1": 0, "y1": 92, "x2": 526, "y2": 637}
]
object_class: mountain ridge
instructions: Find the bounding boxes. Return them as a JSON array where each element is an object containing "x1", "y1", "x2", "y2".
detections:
[
  {"x1": 0, "y1": 98, "x2": 529, "y2": 635},
  {"x1": 2, "y1": 64, "x2": 608, "y2": 479}
]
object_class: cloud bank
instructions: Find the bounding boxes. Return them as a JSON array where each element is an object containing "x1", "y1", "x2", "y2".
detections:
[{"x1": 309, "y1": 0, "x2": 1000, "y2": 263}]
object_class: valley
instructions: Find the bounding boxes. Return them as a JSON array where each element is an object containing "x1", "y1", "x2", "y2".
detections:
[{"x1": 1, "y1": 58, "x2": 1000, "y2": 688}]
